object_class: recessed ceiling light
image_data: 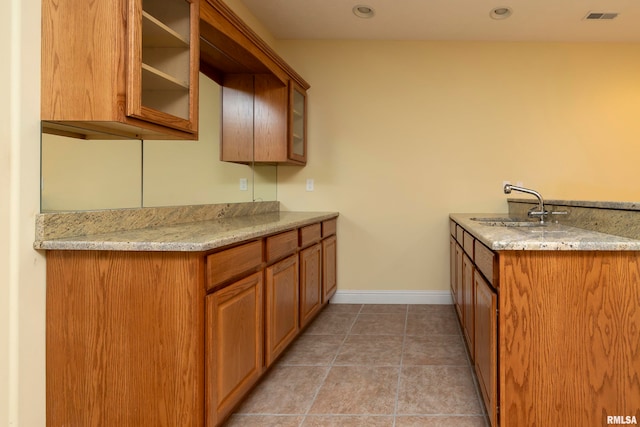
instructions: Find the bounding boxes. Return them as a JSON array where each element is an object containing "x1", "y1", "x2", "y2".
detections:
[
  {"x1": 490, "y1": 6, "x2": 512, "y2": 20},
  {"x1": 353, "y1": 5, "x2": 375, "y2": 19}
]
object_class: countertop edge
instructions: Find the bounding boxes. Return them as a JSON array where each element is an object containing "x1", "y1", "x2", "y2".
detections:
[
  {"x1": 34, "y1": 212, "x2": 339, "y2": 252},
  {"x1": 450, "y1": 213, "x2": 640, "y2": 251}
]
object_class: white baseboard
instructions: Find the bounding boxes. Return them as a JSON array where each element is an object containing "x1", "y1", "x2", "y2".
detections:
[{"x1": 329, "y1": 290, "x2": 453, "y2": 305}]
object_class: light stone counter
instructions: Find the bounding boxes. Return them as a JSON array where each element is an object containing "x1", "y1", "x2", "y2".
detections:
[
  {"x1": 450, "y1": 213, "x2": 640, "y2": 251},
  {"x1": 35, "y1": 208, "x2": 339, "y2": 252}
]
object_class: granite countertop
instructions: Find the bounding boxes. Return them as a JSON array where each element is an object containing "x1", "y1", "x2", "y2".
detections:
[
  {"x1": 34, "y1": 211, "x2": 339, "y2": 252},
  {"x1": 450, "y1": 213, "x2": 640, "y2": 251}
]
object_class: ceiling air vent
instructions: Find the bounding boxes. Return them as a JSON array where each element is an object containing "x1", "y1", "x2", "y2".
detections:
[{"x1": 584, "y1": 12, "x2": 619, "y2": 20}]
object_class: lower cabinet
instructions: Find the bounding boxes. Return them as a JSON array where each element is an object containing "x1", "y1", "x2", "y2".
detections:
[
  {"x1": 322, "y1": 234, "x2": 337, "y2": 301},
  {"x1": 473, "y1": 270, "x2": 497, "y2": 427},
  {"x1": 450, "y1": 219, "x2": 497, "y2": 427},
  {"x1": 46, "y1": 217, "x2": 338, "y2": 427},
  {"x1": 46, "y1": 251, "x2": 206, "y2": 427},
  {"x1": 454, "y1": 241, "x2": 464, "y2": 321},
  {"x1": 206, "y1": 272, "x2": 264, "y2": 426},
  {"x1": 265, "y1": 254, "x2": 300, "y2": 367},
  {"x1": 451, "y1": 218, "x2": 640, "y2": 426},
  {"x1": 299, "y1": 243, "x2": 323, "y2": 328},
  {"x1": 462, "y1": 252, "x2": 475, "y2": 361}
]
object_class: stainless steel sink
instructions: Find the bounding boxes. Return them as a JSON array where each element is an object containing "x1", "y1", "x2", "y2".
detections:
[{"x1": 470, "y1": 217, "x2": 545, "y2": 227}]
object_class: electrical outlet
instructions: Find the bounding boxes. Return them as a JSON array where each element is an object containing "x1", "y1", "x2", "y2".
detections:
[
  {"x1": 306, "y1": 179, "x2": 314, "y2": 192},
  {"x1": 239, "y1": 178, "x2": 248, "y2": 191}
]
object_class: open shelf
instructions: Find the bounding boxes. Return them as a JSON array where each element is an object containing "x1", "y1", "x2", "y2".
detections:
[{"x1": 142, "y1": 11, "x2": 189, "y2": 48}]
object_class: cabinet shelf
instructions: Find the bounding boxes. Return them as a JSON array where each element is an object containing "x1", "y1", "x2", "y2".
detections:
[
  {"x1": 142, "y1": 63, "x2": 189, "y2": 90},
  {"x1": 142, "y1": 11, "x2": 189, "y2": 48}
]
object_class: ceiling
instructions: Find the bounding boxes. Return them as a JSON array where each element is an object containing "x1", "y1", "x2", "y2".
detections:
[{"x1": 239, "y1": 0, "x2": 640, "y2": 42}]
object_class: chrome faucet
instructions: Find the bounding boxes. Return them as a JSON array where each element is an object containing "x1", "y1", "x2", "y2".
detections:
[{"x1": 503, "y1": 184, "x2": 547, "y2": 223}]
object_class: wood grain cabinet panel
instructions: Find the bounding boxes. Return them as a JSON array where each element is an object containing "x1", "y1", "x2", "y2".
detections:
[
  {"x1": 265, "y1": 254, "x2": 299, "y2": 366},
  {"x1": 462, "y1": 252, "x2": 475, "y2": 361},
  {"x1": 46, "y1": 251, "x2": 205, "y2": 427},
  {"x1": 206, "y1": 240, "x2": 262, "y2": 291},
  {"x1": 299, "y1": 243, "x2": 323, "y2": 328},
  {"x1": 206, "y1": 272, "x2": 264, "y2": 426},
  {"x1": 299, "y1": 223, "x2": 321, "y2": 248},
  {"x1": 475, "y1": 241, "x2": 497, "y2": 287},
  {"x1": 499, "y1": 251, "x2": 640, "y2": 426},
  {"x1": 322, "y1": 235, "x2": 338, "y2": 302},
  {"x1": 450, "y1": 236, "x2": 457, "y2": 305},
  {"x1": 474, "y1": 270, "x2": 497, "y2": 427},
  {"x1": 454, "y1": 242, "x2": 464, "y2": 322},
  {"x1": 266, "y1": 230, "x2": 298, "y2": 263},
  {"x1": 322, "y1": 218, "x2": 337, "y2": 238}
]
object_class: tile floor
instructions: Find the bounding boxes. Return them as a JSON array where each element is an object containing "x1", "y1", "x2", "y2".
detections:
[{"x1": 224, "y1": 304, "x2": 489, "y2": 427}]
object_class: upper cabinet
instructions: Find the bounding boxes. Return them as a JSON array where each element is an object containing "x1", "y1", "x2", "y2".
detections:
[
  {"x1": 41, "y1": 0, "x2": 200, "y2": 140},
  {"x1": 200, "y1": 0, "x2": 311, "y2": 165},
  {"x1": 220, "y1": 74, "x2": 308, "y2": 165},
  {"x1": 289, "y1": 83, "x2": 307, "y2": 164}
]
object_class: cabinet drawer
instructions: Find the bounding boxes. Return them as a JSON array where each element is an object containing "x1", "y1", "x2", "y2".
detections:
[
  {"x1": 322, "y1": 218, "x2": 337, "y2": 237},
  {"x1": 266, "y1": 230, "x2": 298, "y2": 263},
  {"x1": 463, "y1": 231, "x2": 475, "y2": 257},
  {"x1": 474, "y1": 241, "x2": 497, "y2": 286},
  {"x1": 450, "y1": 220, "x2": 457, "y2": 237},
  {"x1": 300, "y1": 223, "x2": 321, "y2": 248},
  {"x1": 456, "y1": 225, "x2": 464, "y2": 244},
  {"x1": 206, "y1": 241, "x2": 263, "y2": 291}
]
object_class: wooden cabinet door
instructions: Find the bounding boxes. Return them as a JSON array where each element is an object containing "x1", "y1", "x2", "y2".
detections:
[
  {"x1": 300, "y1": 243, "x2": 322, "y2": 328},
  {"x1": 450, "y1": 236, "x2": 457, "y2": 301},
  {"x1": 474, "y1": 270, "x2": 497, "y2": 427},
  {"x1": 454, "y1": 243, "x2": 464, "y2": 321},
  {"x1": 322, "y1": 235, "x2": 337, "y2": 302},
  {"x1": 288, "y1": 82, "x2": 307, "y2": 164},
  {"x1": 126, "y1": 0, "x2": 199, "y2": 134},
  {"x1": 206, "y1": 272, "x2": 264, "y2": 426},
  {"x1": 265, "y1": 254, "x2": 299, "y2": 366},
  {"x1": 462, "y1": 252, "x2": 475, "y2": 361}
]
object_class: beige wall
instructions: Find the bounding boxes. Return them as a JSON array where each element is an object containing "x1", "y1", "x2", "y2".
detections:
[
  {"x1": 1, "y1": 0, "x2": 46, "y2": 425},
  {"x1": 274, "y1": 40, "x2": 640, "y2": 292},
  {"x1": 4, "y1": 0, "x2": 640, "y2": 424}
]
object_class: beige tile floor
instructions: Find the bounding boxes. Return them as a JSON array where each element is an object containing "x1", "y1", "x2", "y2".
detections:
[{"x1": 224, "y1": 304, "x2": 489, "y2": 427}]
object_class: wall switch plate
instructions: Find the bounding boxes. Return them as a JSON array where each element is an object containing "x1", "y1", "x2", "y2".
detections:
[
  {"x1": 240, "y1": 178, "x2": 248, "y2": 191},
  {"x1": 306, "y1": 179, "x2": 314, "y2": 192}
]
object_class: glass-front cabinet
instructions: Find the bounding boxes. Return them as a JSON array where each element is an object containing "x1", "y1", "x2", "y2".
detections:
[
  {"x1": 289, "y1": 83, "x2": 307, "y2": 164},
  {"x1": 128, "y1": 0, "x2": 199, "y2": 134},
  {"x1": 41, "y1": 0, "x2": 199, "y2": 140}
]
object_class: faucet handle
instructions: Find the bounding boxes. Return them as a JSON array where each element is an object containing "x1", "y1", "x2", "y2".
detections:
[{"x1": 527, "y1": 209, "x2": 548, "y2": 217}]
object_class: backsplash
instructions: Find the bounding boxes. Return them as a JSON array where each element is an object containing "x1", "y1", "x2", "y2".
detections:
[
  {"x1": 35, "y1": 201, "x2": 280, "y2": 241},
  {"x1": 508, "y1": 198, "x2": 640, "y2": 240}
]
